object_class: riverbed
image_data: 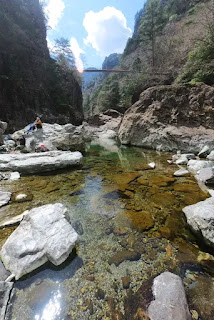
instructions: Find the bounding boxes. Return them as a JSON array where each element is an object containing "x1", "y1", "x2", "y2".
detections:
[{"x1": 1, "y1": 143, "x2": 214, "y2": 320}]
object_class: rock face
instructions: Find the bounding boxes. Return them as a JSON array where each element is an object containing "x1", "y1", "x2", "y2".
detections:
[
  {"x1": 0, "y1": 281, "x2": 13, "y2": 320},
  {"x1": 0, "y1": 203, "x2": 78, "y2": 280},
  {"x1": 0, "y1": 0, "x2": 83, "y2": 132},
  {"x1": 183, "y1": 197, "x2": 214, "y2": 248},
  {"x1": 118, "y1": 84, "x2": 214, "y2": 152},
  {"x1": 0, "y1": 121, "x2": 7, "y2": 145},
  {"x1": 0, "y1": 151, "x2": 82, "y2": 174},
  {"x1": 148, "y1": 272, "x2": 191, "y2": 320}
]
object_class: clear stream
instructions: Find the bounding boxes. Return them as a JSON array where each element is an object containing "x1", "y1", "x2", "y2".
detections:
[{"x1": 0, "y1": 142, "x2": 213, "y2": 320}]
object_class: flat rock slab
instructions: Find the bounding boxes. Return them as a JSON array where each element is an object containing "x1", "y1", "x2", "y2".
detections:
[
  {"x1": 187, "y1": 160, "x2": 213, "y2": 174},
  {"x1": 148, "y1": 272, "x2": 191, "y2": 320},
  {"x1": 183, "y1": 197, "x2": 214, "y2": 248},
  {"x1": 0, "y1": 203, "x2": 78, "y2": 280},
  {"x1": 174, "y1": 169, "x2": 190, "y2": 177},
  {"x1": 0, "y1": 281, "x2": 13, "y2": 320},
  {"x1": 0, "y1": 192, "x2": 11, "y2": 208},
  {"x1": 0, "y1": 151, "x2": 82, "y2": 174}
]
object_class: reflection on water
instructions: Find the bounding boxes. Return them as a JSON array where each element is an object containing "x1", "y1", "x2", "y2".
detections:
[
  {"x1": 35, "y1": 290, "x2": 61, "y2": 320},
  {"x1": 1, "y1": 142, "x2": 214, "y2": 320}
]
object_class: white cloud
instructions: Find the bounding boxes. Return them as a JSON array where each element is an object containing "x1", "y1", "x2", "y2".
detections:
[
  {"x1": 70, "y1": 37, "x2": 85, "y2": 73},
  {"x1": 44, "y1": 0, "x2": 65, "y2": 30},
  {"x1": 83, "y1": 6, "x2": 132, "y2": 56}
]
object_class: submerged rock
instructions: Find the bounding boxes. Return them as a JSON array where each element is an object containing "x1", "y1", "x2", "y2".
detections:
[
  {"x1": 108, "y1": 250, "x2": 141, "y2": 266},
  {"x1": 148, "y1": 272, "x2": 191, "y2": 320},
  {"x1": 183, "y1": 197, "x2": 214, "y2": 248},
  {"x1": 0, "y1": 151, "x2": 82, "y2": 174},
  {"x1": 0, "y1": 281, "x2": 13, "y2": 320},
  {"x1": 0, "y1": 192, "x2": 11, "y2": 208},
  {"x1": 0, "y1": 203, "x2": 78, "y2": 280}
]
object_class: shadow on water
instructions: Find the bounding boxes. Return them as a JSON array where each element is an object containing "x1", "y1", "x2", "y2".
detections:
[{"x1": 15, "y1": 249, "x2": 83, "y2": 290}]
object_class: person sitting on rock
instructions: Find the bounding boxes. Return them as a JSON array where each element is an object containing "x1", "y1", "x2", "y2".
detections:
[{"x1": 34, "y1": 117, "x2": 43, "y2": 130}]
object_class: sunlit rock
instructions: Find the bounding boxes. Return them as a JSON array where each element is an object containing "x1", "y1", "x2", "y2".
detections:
[
  {"x1": 0, "y1": 203, "x2": 78, "y2": 280},
  {"x1": 183, "y1": 197, "x2": 214, "y2": 248},
  {"x1": 174, "y1": 169, "x2": 189, "y2": 177},
  {"x1": 148, "y1": 272, "x2": 191, "y2": 320},
  {"x1": 0, "y1": 150, "x2": 82, "y2": 174},
  {"x1": 187, "y1": 159, "x2": 213, "y2": 174},
  {"x1": 198, "y1": 145, "x2": 210, "y2": 158}
]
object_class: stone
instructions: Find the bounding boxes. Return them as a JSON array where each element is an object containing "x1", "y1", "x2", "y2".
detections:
[
  {"x1": 173, "y1": 183, "x2": 200, "y2": 193},
  {"x1": 0, "y1": 212, "x2": 26, "y2": 228},
  {"x1": 95, "y1": 288, "x2": 105, "y2": 300},
  {"x1": 183, "y1": 197, "x2": 214, "y2": 248},
  {"x1": 0, "y1": 192, "x2": 11, "y2": 208},
  {"x1": 126, "y1": 211, "x2": 154, "y2": 232},
  {"x1": 187, "y1": 160, "x2": 213, "y2": 174},
  {"x1": 148, "y1": 272, "x2": 191, "y2": 320},
  {"x1": 198, "y1": 145, "x2": 210, "y2": 158},
  {"x1": 176, "y1": 156, "x2": 188, "y2": 165},
  {"x1": 0, "y1": 203, "x2": 78, "y2": 279},
  {"x1": 0, "y1": 151, "x2": 82, "y2": 174},
  {"x1": 121, "y1": 276, "x2": 131, "y2": 289},
  {"x1": 174, "y1": 169, "x2": 190, "y2": 177},
  {"x1": 118, "y1": 84, "x2": 214, "y2": 153},
  {"x1": 11, "y1": 192, "x2": 33, "y2": 203},
  {"x1": 196, "y1": 167, "x2": 214, "y2": 186},
  {"x1": 0, "y1": 281, "x2": 13, "y2": 320},
  {"x1": 207, "y1": 150, "x2": 214, "y2": 160},
  {"x1": 9, "y1": 172, "x2": 20, "y2": 181},
  {"x1": 108, "y1": 250, "x2": 141, "y2": 266},
  {"x1": 148, "y1": 162, "x2": 156, "y2": 169}
]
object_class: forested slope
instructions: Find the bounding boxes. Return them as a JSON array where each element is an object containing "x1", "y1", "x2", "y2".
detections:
[{"x1": 84, "y1": 0, "x2": 213, "y2": 117}]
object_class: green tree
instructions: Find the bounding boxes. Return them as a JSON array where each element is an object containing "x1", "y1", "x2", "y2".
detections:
[
  {"x1": 138, "y1": 0, "x2": 168, "y2": 67},
  {"x1": 52, "y1": 37, "x2": 76, "y2": 70}
]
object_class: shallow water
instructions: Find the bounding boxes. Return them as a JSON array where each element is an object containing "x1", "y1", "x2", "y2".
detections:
[{"x1": 0, "y1": 143, "x2": 214, "y2": 319}]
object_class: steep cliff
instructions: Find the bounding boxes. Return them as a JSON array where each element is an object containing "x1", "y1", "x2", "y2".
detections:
[
  {"x1": 84, "y1": 0, "x2": 212, "y2": 116},
  {"x1": 0, "y1": 0, "x2": 83, "y2": 132}
]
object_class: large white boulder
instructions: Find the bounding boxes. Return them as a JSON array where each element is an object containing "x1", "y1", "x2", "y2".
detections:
[
  {"x1": 0, "y1": 203, "x2": 78, "y2": 280},
  {"x1": 148, "y1": 272, "x2": 191, "y2": 320},
  {"x1": 187, "y1": 159, "x2": 213, "y2": 174},
  {"x1": 0, "y1": 150, "x2": 82, "y2": 174},
  {"x1": 183, "y1": 197, "x2": 214, "y2": 248}
]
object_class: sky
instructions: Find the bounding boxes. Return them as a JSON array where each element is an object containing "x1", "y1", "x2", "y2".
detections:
[{"x1": 43, "y1": 0, "x2": 146, "y2": 71}]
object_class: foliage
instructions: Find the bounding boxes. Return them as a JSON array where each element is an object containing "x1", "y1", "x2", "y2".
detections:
[
  {"x1": 178, "y1": 14, "x2": 214, "y2": 84},
  {"x1": 102, "y1": 53, "x2": 121, "y2": 70}
]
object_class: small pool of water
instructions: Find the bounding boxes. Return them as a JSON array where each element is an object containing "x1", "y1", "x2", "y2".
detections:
[{"x1": 1, "y1": 143, "x2": 213, "y2": 320}]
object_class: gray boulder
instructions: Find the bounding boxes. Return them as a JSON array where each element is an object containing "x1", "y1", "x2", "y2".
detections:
[
  {"x1": 0, "y1": 203, "x2": 78, "y2": 280},
  {"x1": 196, "y1": 167, "x2": 214, "y2": 186},
  {"x1": 0, "y1": 281, "x2": 13, "y2": 320},
  {"x1": 187, "y1": 159, "x2": 213, "y2": 174},
  {"x1": 0, "y1": 150, "x2": 82, "y2": 174},
  {"x1": 198, "y1": 145, "x2": 210, "y2": 158},
  {"x1": 207, "y1": 151, "x2": 214, "y2": 161},
  {"x1": 0, "y1": 192, "x2": 11, "y2": 208},
  {"x1": 183, "y1": 197, "x2": 214, "y2": 248},
  {"x1": 148, "y1": 272, "x2": 191, "y2": 320}
]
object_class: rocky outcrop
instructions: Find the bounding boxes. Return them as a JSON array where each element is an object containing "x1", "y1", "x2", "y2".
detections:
[
  {"x1": 0, "y1": 0, "x2": 83, "y2": 132},
  {"x1": 0, "y1": 203, "x2": 78, "y2": 280},
  {"x1": 119, "y1": 83, "x2": 214, "y2": 152},
  {"x1": 183, "y1": 197, "x2": 214, "y2": 248},
  {"x1": 148, "y1": 272, "x2": 191, "y2": 320},
  {"x1": 0, "y1": 121, "x2": 7, "y2": 145},
  {"x1": 0, "y1": 151, "x2": 82, "y2": 174}
]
